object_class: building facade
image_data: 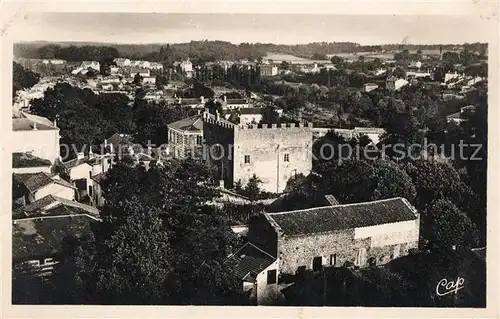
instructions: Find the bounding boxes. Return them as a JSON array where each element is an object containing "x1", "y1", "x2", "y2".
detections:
[
  {"x1": 167, "y1": 115, "x2": 204, "y2": 158},
  {"x1": 202, "y1": 111, "x2": 313, "y2": 193},
  {"x1": 247, "y1": 197, "x2": 420, "y2": 275},
  {"x1": 12, "y1": 113, "x2": 60, "y2": 164}
]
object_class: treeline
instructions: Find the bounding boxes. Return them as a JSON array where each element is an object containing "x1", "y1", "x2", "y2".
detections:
[
  {"x1": 15, "y1": 41, "x2": 485, "y2": 63},
  {"x1": 16, "y1": 44, "x2": 120, "y2": 62}
]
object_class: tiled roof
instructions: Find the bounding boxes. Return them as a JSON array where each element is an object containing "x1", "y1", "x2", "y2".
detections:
[
  {"x1": 13, "y1": 194, "x2": 99, "y2": 219},
  {"x1": 266, "y1": 197, "x2": 418, "y2": 236},
  {"x1": 14, "y1": 173, "x2": 76, "y2": 193},
  {"x1": 12, "y1": 118, "x2": 57, "y2": 131},
  {"x1": 14, "y1": 172, "x2": 55, "y2": 193},
  {"x1": 19, "y1": 112, "x2": 55, "y2": 127},
  {"x1": 62, "y1": 158, "x2": 90, "y2": 169},
  {"x1": 229, "y1": 242, "x2": 276, "y2": 280},
  {"x1": 167, "y1": 115, "x2": 203, "y2": 132},
  {"x1": 226, "y1": 99, "x2": 248, "y2": 104},
  {"x1": 12, "y1": 153, "x2": 52, "y2": 168},
  {"x1": 12, "y1": 214, "x2": 98, "y2": 261}
]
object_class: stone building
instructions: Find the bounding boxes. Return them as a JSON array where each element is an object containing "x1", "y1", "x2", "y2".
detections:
[
  {"x1": 247, "y1": 197, "x2": 420, "y2": 275},
  {"x1": 202, "y1": 110, "x2": 313, "y2": 193},
  {"x1": 167, "y1": 115, "x2": 204, "y2": 159}
]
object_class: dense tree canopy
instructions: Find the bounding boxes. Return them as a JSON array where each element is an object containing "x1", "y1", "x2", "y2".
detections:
[
  {"x1": 13, "y1": 62, "x2": 40, "y2": 100},
  {"x1": 50, "y1": 160, "x2": 245, "y2": 305}
]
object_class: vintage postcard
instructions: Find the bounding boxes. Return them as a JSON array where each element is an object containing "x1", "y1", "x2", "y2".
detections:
[{"x1": 1, "y1": 1, "x2": 498, "y2": 318}]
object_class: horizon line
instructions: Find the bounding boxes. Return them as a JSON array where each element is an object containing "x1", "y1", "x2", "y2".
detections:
[{"x1": 15, "y1": 40, "x2": 483, "y2": 47}]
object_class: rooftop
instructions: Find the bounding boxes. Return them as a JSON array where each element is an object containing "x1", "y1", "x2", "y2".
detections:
[
  {"x1": 266, "y1": 197, "x2": 418, "y2": 236},
  {"x1": 12, "y1": 214, "x2": 98, "y2": 261},
  {"x1": 12, "y1": 153, "x2": 52, "y2": 168},
  {"x1": 12, "y1": 113, "x2": 58, "y2": 131},
  {"x1": 239, "y1": 107, "x2": 264, "y2": 115},
  {"x1": 228, "y1": 242, "x2": 276, "y2": 281},
  {"x1": 14, "y1": 172, "x2": 76, "y2": 194},
  {"x1": 13, "y1": 194, "x2": 100, "y2": 219},
  {"x1": 167, "y1": 115, "x2": 203, "y2": 132}
]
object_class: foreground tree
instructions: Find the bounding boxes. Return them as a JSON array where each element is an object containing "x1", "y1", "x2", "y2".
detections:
[
  {"x1": 422, "y1": 199, "x2": 479, "y2": 249},
  {"x1": 54, "y1": 159, "x2": 245, "y2": 305}
]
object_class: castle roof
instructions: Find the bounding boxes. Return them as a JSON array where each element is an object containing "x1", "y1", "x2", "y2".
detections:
[{"x1": 266, "y1": 197, "x2": 418, "y2": 237}]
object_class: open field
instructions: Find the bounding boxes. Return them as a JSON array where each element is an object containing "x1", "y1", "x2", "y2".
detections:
[{"x1": 264, "y1": 52, "x2": 330, "y2": 64}]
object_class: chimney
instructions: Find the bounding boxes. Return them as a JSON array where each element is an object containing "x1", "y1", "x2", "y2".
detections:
[
  {"x1": 200, "y1": 95, "x2": 205, "y2": 104},
  {"x1": 77, "y1": 152, "x2": 85, "y2": 160},
  {"x1": 219, "y1": 179, "x2": 225, "y2": 188},
  {"x1": 178, "y1": 97, "x2": 182, "y2": 104},
  {"x1": 53, "y1": 119, "x2": 57, "y2": 127},
  {"x1": 223, "y1": 95, "x2": 227, "y2": 103},
  {"x1": 89, "y1": 147, "x2": 94, "y2": 159}
]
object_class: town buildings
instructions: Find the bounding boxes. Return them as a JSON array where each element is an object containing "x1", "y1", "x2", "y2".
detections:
[
  {"x1": 260, "y1": 64, "x2": 279, "y2": 77},
  {"x1": 202, "y1": 110, "x2": 313, "y2": 193},
  {"x1": 386, "y1": 76, "x2": 409, "y2": 91}
]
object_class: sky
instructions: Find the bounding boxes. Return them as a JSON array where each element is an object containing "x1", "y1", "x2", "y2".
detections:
[{"x1": 9, "y1": 12, "x2": 493, "y2": 45}]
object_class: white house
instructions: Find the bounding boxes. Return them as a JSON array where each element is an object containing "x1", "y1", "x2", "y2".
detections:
[
  {"x1": 386, "y1": 76, "x2": 409, "y2": 91},
  {"x1": 13, "y1": 172, "x2": 76, "y2": 206},
  {"x1": 228, "y1": 242, "x2": 280, "y2": 305},
  {"x1": 12, "y1": 112, "x2": 60, "y2": 165}
]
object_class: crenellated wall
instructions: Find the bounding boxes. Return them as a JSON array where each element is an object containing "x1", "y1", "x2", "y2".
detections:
[{"x1": 203, "y1": 111, "x2": 313, "y2": 193}]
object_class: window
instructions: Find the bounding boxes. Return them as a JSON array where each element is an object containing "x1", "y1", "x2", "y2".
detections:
[
  {"x1": 284, "y1": 153, "x2": 290, "y2": 162},
  {"x1": 196, "y1": 135, "x2": 203, "y2": 145},
  {"x1": 244, "y1": 155, "x2": 251, "y2": 164},
  {"x1": 330, "y1": 254, "x2": 337, "y2": 266},
  {"x1": 312, "y1": 256, "x2": 323, "y2": 271},
  {"x1": 267, "y1": 269, "x2": 277, "y2": 285},
  {"x1": 176, "y1": 134, "x2": 181, "y2": 143},
  {"x1": 89, "y1": 185, "x2": 93, "y2": 198}
]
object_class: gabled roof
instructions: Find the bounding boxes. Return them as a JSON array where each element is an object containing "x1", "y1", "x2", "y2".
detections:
[
  {"x1": 62, "y1": 158, "x2": 91, "y2": 169},
  {"x1": 266, "y1": 197, "x2": 418, "y2": 237},
  {"x1": 13, "y1": 112, "x2": 58, "y2": 131},
  {"x1": 12, "y1": 153, "x2": 52, "y2": 168},
  {"x1": 228, "y1": 242, "x2": 276, "y2": 281},
  {"x1": 14, "y1": 172, "x2": 76, "y2": 194},
  {"x1": 13, "y1": 194, "x2": 99, "y2": 219},
  {"x1": 167, "y1": 115, "x2": 203, "y2": 133}
]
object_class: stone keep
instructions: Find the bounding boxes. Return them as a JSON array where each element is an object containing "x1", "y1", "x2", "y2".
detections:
[{"x1": 202, "y1": 111, "x2": 313, "y2": 193}]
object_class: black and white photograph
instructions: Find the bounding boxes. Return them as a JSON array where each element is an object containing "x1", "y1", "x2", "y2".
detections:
[{"x1": 3, "y1": 2, "x2": 497, "y2": 315}]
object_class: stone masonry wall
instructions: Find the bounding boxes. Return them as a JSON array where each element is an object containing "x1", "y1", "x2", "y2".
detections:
[
  {"x1": 277, "y1": 226, "x2": 419, "y2": 275},
  {"x1": 233, "y1": 124, "x2": 313, "y2": 193}
]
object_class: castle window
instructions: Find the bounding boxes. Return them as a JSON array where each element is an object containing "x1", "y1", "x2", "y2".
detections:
[
  {"x1": 284, "y1": 154, "x2": 290, "y2": 162},
  {"x1": 244, "y1": 155, "x2": 251, "y2": 164},
  {"x1": 267, "y1": 269, "x2": 277, "y2": 285},
  {"x1": 330, "y1": 254, "x2": 337, "y2": 266}
]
